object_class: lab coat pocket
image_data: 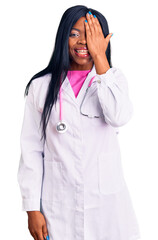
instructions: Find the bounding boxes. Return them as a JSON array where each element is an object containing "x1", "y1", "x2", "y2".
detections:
[
  {"x1": 81, "y1": 88, "x2": 105, "y2": 126},
  {"x1": 98, "y1": 152, "x2": 126, "y2": 195},
  {"x1": 41, "y1": 160, "x2": 64, "y2": 203}
]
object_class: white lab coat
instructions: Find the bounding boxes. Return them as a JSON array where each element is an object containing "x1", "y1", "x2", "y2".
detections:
[{"x1": 17, "y1": 64, "x2": 141, "y2": 240}]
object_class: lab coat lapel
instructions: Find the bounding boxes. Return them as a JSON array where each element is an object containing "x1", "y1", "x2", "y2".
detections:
[{"x1": 61, "y1": 64, "x2": 97, "y2": 106}]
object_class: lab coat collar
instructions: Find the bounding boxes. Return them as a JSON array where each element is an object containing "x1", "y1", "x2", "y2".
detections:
[{"x1": 61, "y1": 64, "x2": 97, "y2": 106}]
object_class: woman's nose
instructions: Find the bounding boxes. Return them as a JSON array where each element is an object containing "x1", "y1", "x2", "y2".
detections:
[{"x1": 77, "y1": 35, "x2": 87, "y2": 44}]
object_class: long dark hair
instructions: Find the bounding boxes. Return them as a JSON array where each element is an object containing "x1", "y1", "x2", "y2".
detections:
[{"x1": 24, "y1": 5, "x2": 113, "y2": 142}]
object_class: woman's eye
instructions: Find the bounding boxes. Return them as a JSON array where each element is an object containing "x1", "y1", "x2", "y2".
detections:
[{"x1": 69, "y1": 33, "x2": 79, "y2": 37}]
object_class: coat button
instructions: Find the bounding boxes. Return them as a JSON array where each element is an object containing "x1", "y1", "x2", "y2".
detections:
[
  {"x1": 97, "y1": 79, "x2": 101, "y2": 83},
  {"x1": 88, "y1": 114, "x2": 93, "y2": 118}
]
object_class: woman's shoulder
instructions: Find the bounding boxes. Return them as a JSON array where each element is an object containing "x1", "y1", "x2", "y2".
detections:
[{"x1": 31, "y1": 73, "x2": 52, "y2": 91}]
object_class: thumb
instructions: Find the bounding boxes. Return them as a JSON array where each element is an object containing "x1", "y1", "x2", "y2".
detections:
[
  {"x1": 106, "y1": 33, "x2": 113, "y2": 42},
  {"x1": 104, "y1": 33, "x2": 113, "y2": 50},
  {"x1": 42, "y1": 223, "x2": 49, "y2": 240}
]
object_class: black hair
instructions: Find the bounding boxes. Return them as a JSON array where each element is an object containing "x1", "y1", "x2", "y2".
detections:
[{"x1": 24, "y1": 5, "x2": 113, "y2": 142}]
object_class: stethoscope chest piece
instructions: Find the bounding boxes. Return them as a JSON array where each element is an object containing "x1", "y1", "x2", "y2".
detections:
[{"x1": 56, "y1": 121, "x2": 68, "y2": 133}]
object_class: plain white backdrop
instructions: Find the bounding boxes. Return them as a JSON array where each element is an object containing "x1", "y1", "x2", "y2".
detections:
[{"x1": 0, "y1": 0, "x2": 158, "y2": 239}]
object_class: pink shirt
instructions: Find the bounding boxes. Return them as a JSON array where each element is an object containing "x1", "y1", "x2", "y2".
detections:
[{"x1": 67, "y1": 70, "x2": 91, "y2": 98}]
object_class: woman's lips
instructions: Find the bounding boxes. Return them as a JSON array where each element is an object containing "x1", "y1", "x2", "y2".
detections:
[{"x1": 74, "y1": 49, "x2": 90, "y2": 58}]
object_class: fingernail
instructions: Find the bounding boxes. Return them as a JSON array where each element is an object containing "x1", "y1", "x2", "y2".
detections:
[
  {"x1": 93, "y1": 15, "x2": 96, "y2": 18},
  {"x1": 85, "y1": 20, "x2": 88, "y2": 22},
  {"x1": 46, "y1": 236, "x2": 49, "y2": 240},
  {"x1": 89, "y1": 11, "x2": 92, "y2": 15}
]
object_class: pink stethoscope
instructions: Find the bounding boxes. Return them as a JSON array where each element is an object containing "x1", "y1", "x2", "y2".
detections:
[{"x1": 56, "y1": 74, "x2": 97, "y2": 133}]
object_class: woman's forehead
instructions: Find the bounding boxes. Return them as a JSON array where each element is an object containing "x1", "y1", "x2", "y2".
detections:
[{"x1": 71, "y1": 17, "x2": 86, "y2": 31}]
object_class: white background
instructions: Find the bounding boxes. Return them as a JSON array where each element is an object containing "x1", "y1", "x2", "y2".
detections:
[{"x1": 0, "y1": 0, "x2": 158, "y2": 239}]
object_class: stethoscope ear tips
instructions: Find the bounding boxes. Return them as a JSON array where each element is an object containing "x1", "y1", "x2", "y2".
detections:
[{"x1": 56, "y1": 121, "x2": 68, "y2": 133}]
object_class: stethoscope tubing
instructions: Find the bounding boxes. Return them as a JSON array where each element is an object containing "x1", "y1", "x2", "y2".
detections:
[{"x1": 56, "y1": 74, "x2": 96, "y2": 133}]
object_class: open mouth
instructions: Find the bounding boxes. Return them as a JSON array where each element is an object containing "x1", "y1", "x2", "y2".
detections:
[{"x1": 74, "y1": 49, "x2": 90, "y2": 57}]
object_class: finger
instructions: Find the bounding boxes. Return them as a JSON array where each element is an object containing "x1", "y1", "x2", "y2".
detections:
[
  {"x1": 36, "y1": 230, "x2": 44, "y2": 240},
  {"x1": 86, "y1": 12, "x2": 95, "y2": 35},
  {"x1": 85, "y1": 19, "x2": 91, "y2": 37},
  {"x1": 32, "y1": 232, "x2": 38, "y2": 240},
  {"x1": 93, "y1": 16, "x2": 104, "y2": 35},
  {"x1": 105, "y1": 33, "x2": 113, "y2": 43},
  {"x1": 90, "y1": 14, "x2": 98, "y2": 34},
  {"x1": 29, "y1": 229, "x2": 38, "y2": 240},
  {"x1": 42, "y1": 224, "x2": 49, "y2": 240}
]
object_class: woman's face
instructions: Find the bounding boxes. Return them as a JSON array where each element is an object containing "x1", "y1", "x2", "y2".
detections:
[{"x1": 68, "y1": 16, "x2": 94, "y2": 70}]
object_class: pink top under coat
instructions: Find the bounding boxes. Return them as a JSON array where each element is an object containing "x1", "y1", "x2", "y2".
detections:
[{"x1": 67, "y1": 70, "x2": 91, "y2": 98}]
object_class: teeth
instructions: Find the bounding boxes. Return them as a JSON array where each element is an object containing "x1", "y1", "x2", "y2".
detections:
[{"x1": 76, "y1": 50, "x2": 88, "y2": 53}]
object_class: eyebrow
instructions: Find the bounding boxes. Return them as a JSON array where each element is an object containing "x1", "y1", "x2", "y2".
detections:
[{"x1": 71, "y1": 27, "x2": 81, "y2": 32}]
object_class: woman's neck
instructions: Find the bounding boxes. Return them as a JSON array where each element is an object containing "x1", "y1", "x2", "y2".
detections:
[{"x1": 68, "y1": 62, "x2": 94, "y2": 71}]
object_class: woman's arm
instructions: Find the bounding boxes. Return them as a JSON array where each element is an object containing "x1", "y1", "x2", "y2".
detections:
[
  {"x1": 84, "y1": 13, "x2": 133, "y2": 127},
  {"x1": 95, "y1": 65, "x2": 134, "y2": 127},
  {"x1": 17, "y1": 81, "x2": 44, "y2": 211}
]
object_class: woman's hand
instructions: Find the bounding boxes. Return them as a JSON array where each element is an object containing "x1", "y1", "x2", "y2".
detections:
[
  {"x1": 84, "y1": 12, "x2": 113, "y2": 60},
  {"x1": 27, "y1": 211, "x2": 49, "y2": 240}
]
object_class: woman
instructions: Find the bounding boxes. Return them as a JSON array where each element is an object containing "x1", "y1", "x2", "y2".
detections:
[{"x1": 17, "y1": 5, "x2": 141, "y2": 240}]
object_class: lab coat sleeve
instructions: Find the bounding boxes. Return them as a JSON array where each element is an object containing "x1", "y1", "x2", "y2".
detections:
[
  {"x1": 96, "y1": 67, "x2": 134, "y2": 127},
  {"x1": 17, "y1": 81, "x2": 44, "y2": 211}
]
